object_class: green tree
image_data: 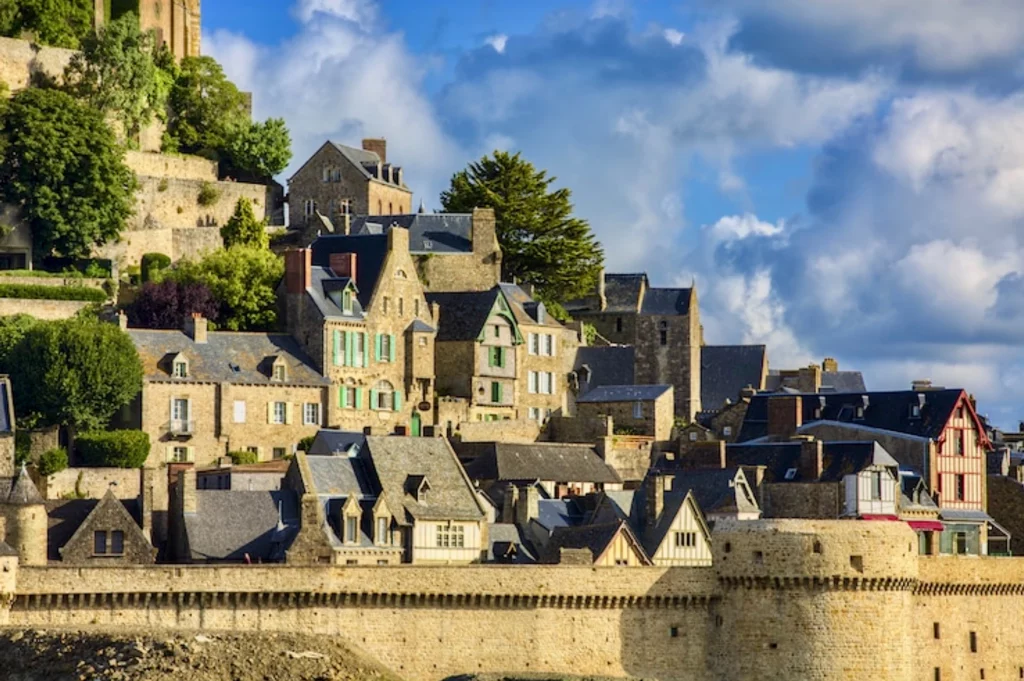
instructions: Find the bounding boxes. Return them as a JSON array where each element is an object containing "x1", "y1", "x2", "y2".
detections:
[
  {"x1": 440, "y1": 151, "x2": 604, "y2": 305},
  {"x1": 172, "y1": 246, "x2": 283, "y2": 331},
  {"x1": 0, "y1": 0, "x2": 94, "y2": 49},
  {"x1": 63, "y1": 12, "x2": 164, "y2": 142},
  {"x1": 224, "y1": 117, "x2": 292, "y2": 178},
  {"x1": 221, "y1": 197, "x2": 268, "y2": 249},
  {"x1": 0, "y1": 88, "x2": 136, "y2": 259},
  {"x1": 6, "y1": 317, "x2": 143, "y2": 432},
  {"x1": 166, "y1": 55, "x2": 248, "y2": 155},
  {"x1": 0, "y1": 314, "x2": 38, "y2": 368}
]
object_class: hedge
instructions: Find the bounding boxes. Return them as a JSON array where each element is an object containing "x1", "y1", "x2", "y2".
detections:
[
  {"x1": 76, "y1": 430, "x2": 150, "y2": 468},
  {"x1": 0, "y1": 283, "x2": 106, "y2": 302},
  {"x1": 38, "y1": 447, "x2": 69, "y2": 477},
  {"x1": 228, "y1": 450, "x2": 259, "y2": 465}
]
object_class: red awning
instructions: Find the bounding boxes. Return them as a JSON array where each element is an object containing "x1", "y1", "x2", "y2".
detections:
[
  {"x1": 860, "y1": 514, "x2": 899, "y2": 521},
  {"x1": 907, "y1": 520, "x2": 944, "y2": 532}
]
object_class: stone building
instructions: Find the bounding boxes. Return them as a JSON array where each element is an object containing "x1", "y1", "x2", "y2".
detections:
[
  {"x1": 542, "y1": 520, "x2": 650, "y2": 566},
  {"x1": 96, "y1": 0, "x2": 200, "y2": 61},
  {"x1": 45, "y1": 489, "x2": 155, "y2": 564},
  {"x1": 427, "y1": 284, "x2": 575, "y2": 427},
  {"x1": 699, "y1": 344, "x2": 767, "y2": 413},
  {"x1": 566, "y1": 273, "x2": 701, "y2": 418},
  {"x1": 351, "y1": 209, "x2": 502, "y2": 292},
  {"x1": 575, "y1": 385, "x2": 675, "y2": 450},
  {"x1": 122, "y1": 314, "x2": 330, "y2": 467},
  {"x1": 283, "y1": 227, "x2": 437, "y2": 435},
  {"x1": 287, "y1": 139, "x2": 412, "y2": 230}
]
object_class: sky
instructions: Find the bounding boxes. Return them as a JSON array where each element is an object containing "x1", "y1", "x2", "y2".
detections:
[{"x1": 203, "y1": 0, "x2": 1024, "y2": 428}]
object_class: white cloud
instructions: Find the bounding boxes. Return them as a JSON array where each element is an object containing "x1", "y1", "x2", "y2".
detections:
[
  {"x1": 706, "y1": 213, "x2": 783, "y2": 244},
  {"x1": 292, "y1": 0, "x2": 376, "y2": 25},
  {"x1": 484, "y1": 34, "x2": 508, "y2": 54},
  {"x1": 663, "y1": 28, "x2": 684, "y2": 47}
]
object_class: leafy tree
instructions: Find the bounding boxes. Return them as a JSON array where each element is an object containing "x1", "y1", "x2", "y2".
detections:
[
  {"x1": 140, "y1": 252, "x2": 171, "y2": 282},
  {"x1": 220, "y1": 197, "x2": 268, "y2": 249},
  {"x1": 1, "y1": 0, "x2": 94, "y2": 49},
  {"x1": 0, "y1": 88, "x2": 136, "y2": 259},
  {"x1": 228, "y1": 450, "x2": 258, "y2": 465},
  {"x1": 6, "y1": 317, "x2": 143, "y2": 432},
  {"x1": 127, "y1": 279, "x2": 219, "y2": 329},
  {"x1": 166, "y1": 55, "x2": 248, "y2": 155},
  {"x1": 440, "y1": 151, "x2": 604, "y2": 305},
  {"x1": 63, "y1": 12, "x2": 164, "y2": 142},
  {"x1": 171, "y1": 246, "x2": 283, "y2": 331},
  {"x1": 224, "y1": 118, "x2": 292, "y2": 178},
  {"x1": 37, "y1": 447, "x2": 69, "y2": 476},
  {"x1": 0, "y1": 314, "x2": 38, "y2": 368},
  {"x1": 76, "y1": 430, "x2": 150, "y2": 468}
]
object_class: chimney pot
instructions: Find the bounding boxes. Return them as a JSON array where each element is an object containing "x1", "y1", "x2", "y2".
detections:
[
  {"x1": 362, "y1": 138, "x2": 387, "y2": 165},
  {"x1": 184, "y1": 313, "x2": 208, "y2": 344},
  {"x1": 285, "y1": 248, "x2": 312, "y2": 295}
]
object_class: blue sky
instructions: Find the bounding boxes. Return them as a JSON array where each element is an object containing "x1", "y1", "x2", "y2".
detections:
[{"x1": 204, "y1": 0, "x2": 1024, "y2": 428}]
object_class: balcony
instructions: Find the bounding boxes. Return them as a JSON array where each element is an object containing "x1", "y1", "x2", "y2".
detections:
[{"x1": 166, "y1": 419, "x2": 195, "y2": 439}]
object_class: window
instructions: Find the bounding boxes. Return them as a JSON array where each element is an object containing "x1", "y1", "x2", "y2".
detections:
[
  {"x1": 539, "y1": 372, "x2": 553, "y2": 395},
  {"x1": 934, "y1": 623, "x2": 940, "y2": 639},
  {"x1": 94, "y1": 531, "x2": 107, "y2": 555},
  {"x1": 233, "y1": 400, "x2": 246, "y2": 424},
  {"x1": 171, "y1": 446, "x2": 190, "y2": 463},
  {"x1": 346, "y1": 559, "x2": 358, "y2": 566},
  {"x1": 491, "y1": 381, "x2": 503, "y2": 403},
  {"x1": 492, "y1": 324, "x2": 501, "y2": 338},
  {"x1": 172, "y1": 360, "x2": 188, "y2": 378},
  {"x1": 303, "y1": 403, "x2": 321, "y2": 426},
  {"x1": 955, "y1": 474, "x2": 966, "y2": 501},
  {"x1": 689, "y1": 431, "x2": 698, "y2": 442},
  {"x1": 341, "y1": 380, "x2": 358, "y2": 410},
  {"x1": 528, "y1": 371, "x2": 538, "y2": 394},
  {"x1": 870, "y1": 471, "x2": 883, "y2": 500},
  {"x1": 855, "y1": 406, "x2": 864, "y2": 419},
  {"x1": 377, "y1": 517, "x2": 389, "y2": 544},
  {"x1": 346, "y1": 516, "x2": 358, "y2": 544},
  {"x1": 383, "y1": 297, "x2": 390, "y2": 314},
  {"x1": 489, "y1": 346, "x2": 506, "y2": 368},
  {"x1": 615, "y1": 317, "x2": 623, "y2": 333},
  {"x1": 958, "y1": 406, "x2": 966, "y2": 420},
  {"x1": 322, "y1": 167, "x2": 330, "y2": 182},
  {"x1": 247, "y1": 446, "x2": 258, "y2": 454},
  {"x1": 342, "y1": 289, "x2": 353, "y2": 314},
  {"x1": 910, "y1": 404, "x2": 921, "y2": 418},
  {"x1": 955, "y1": 532, "x2": 968, "y2": 555},
  {"x1": 271, "y1": 447, "x2": 284, "y2": 459},
  {"x1": 353, "y1": 333, "x2": 365, "y2": 366},
  {"x1": 615, "y1": 559, "x2": 629, "y2": 566},
  {"x1": 723, "y1": 426, "x2": 733, "y2": 437},
  {"x1": 414, "y1": 299, "x2": 420, "y2": 317},
  {"x1": 111, "y1": 530, "x2": 124, "y2": 555},
  {"x1": 436, "y1": 524, "x2": 465, "y2": 548},
  {"x1": 380, "y1": 334, "x2": 392, "y2": 362},
  {"x1": 304, "y1": 199, "x2": 315, "y2": 217},
  {"x1": 398, "y1": 298, "x2": 404, "y2": 316},
  {"x1": 529, "y1": 407, "x2": 541, "y2": 421},
  {"x1": 273, "y1": 363, "x2": 287, "y2": 381},
  {"x1": 171, "y1": 398, "x2": 190, "y2": 433},
  {"x1": 633, "y1": 401, "x2": 643, "y2": 419},
  {"x1": 669, "y1": 627, "x2": 679, "y2": 638},
  {"x1": 659, "y1": 320, "x2": 668, "y2": 346},
  {"x1": 543, "y1": 334, "x2": 554, "y2": 356},
  {"x1": 784, "y1": 468, "x2": 798, "y2": 481},
  {"x1": 373, "y1": 380, "x2": 395, "y2": 411},
  {"x1": 272, "y1": 401, "x2": 287, "y2": 424},
  {"x1": 674, "y1": 531, "x2": 697, "y2": 548},
  {"x1": 529, "y1": 333, "x2": 539, "y2": 355},
  {"x1": 377, "y1": 559, "x2": 389, "y2": 565},
  {"x1": 970, "y1": 631, "x2": 978, "y2": 653},
  {"x1": 953, "y1": 431, "x2": 964, "y2": 456}
]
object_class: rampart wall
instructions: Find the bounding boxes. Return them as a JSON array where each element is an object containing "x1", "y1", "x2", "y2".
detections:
[{"x1": 0, "y1": 37, "x2": 73, "y2": 92}]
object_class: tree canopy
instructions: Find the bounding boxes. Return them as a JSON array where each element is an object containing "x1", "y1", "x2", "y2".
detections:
[
  {"x1": 0, "y1": 0, "x2": 94, "y2": 49},
  {"x1": 6, "y1": 317, "x2": 143, "y2": 432},
  {"x1": 128, "y1": 279, "x2": 219, "y2": 329},
  {"x1": 171, "y1": 246, "x2": 283, "y2": 331},
  {"x1": 63, "y1": 12, "x2": 164, "y2": 142},
  {"x1": 440, "y1": 151, "x2": 604, "y2": 305},
  {"x1": 224, "y1": 118, "x2": 292, "y2": 178},
  {"x1": 0, "y1": 88, "x2": 136, "y2": 259},
  {"x1": 166, "y1": 56, "x2": 248, "y2": 156},
  {"x1": 220, "y1": 197, "x2": 268, "y2": 249}
]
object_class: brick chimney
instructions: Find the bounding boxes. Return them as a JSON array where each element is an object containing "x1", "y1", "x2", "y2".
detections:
[
  {"x1": 329, "y1": 252, "x2": 357, "y2": 281},
  {"x1": 285, "y1": 248, "x2": 312, "y2": 294},
  {"x1": 362, "y1": 138, "x2": 387, "y2": 165},
  {"x1": 767, "y1": 396, "x2": 803, "y2": 439},
  {"x1": 797, "y1": 364, "x2": 822, "y2": 393},
  {"x1": 184, "y1": 313, "x2": 208, "y2": 344},
  {"x1": 180, "y1": 467, "x2": 197, "y2": 514},
  {"x1": 793, "y1": 436, "x2": 823, "y2": 480},
  {"x1": 822, "y1": 357, "x2": 838, "y2": 373}
]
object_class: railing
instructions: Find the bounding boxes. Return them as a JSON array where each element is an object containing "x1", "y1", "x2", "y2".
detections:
[{"x1": 167, "y1": 419, "x2": 195, "y2": 436}]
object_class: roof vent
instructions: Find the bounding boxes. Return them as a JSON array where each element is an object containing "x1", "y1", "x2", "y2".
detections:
[
  {"x1": 423, "y1": 239, "x2": 433, "y2": 250},
  {"x1": 784, "y1": 468, "x2": 798, "y2": 481}
]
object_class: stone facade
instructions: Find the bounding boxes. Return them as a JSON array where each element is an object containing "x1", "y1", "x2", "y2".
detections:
[
  {"x1": 287, "y1": 140, "x2": 412, "y2": 230},
  {"x1": 0, "y1": 37, "x2": 74, "y2": 93},
  {"x1": 55, "y1": 491, "x2": 155, "y2": 564},
  {"x1": 576, "y1": 387, "x2": 674, "y2": 447},
  {"x1": 112, "y1": 0, "x2": 201, "y2": 61},
  {"x1": 412, "y1": 209, "x2": 502, "y2": 293}
]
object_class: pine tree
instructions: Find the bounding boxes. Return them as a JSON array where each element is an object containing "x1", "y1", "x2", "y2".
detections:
[
  {"x1": 440, "y1": 151, "x2": 603, "y2": 306},
  {"x1": 220, "y1": 197, "x2": 268, "y2": 249}
]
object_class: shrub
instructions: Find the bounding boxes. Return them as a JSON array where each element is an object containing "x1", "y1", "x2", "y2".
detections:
[
  {"x1": 228, "y1": 450, "x2": 258, "y2": 465},
  {"x1": 14, "y1": 430, "x2": 30, "y2": 466},
  {"x1": 37, "y1": 447, "x2": 69, "y2": 476},
  {"x1": 197, "y1": 181, "x2": 220, "y2": 206},
  {"x1": 0, "y1": 283, "x2": 106, "y2": 302},
  {"x1": 297, "y1": 435, "x2": 314, "y2": 452},
  {"x1": 140, "y1": 252, "x2": 171, "y2": 283},
  {"x1": 76, "y1": 430, "x2": 150, "y2": 468},
  {"x1": 128, "y1": 279, "x2": 218, "y2": 329}
]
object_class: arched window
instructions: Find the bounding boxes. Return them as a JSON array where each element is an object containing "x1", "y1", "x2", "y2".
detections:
[{"x1": 373, "y1": 380, "x2": 395, "y2": 411}]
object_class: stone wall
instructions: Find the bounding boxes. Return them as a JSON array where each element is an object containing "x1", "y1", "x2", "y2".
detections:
[
  {"x1": 453, "y1": 419, "x2": 541, "y2": 444},
  {"x1": 40, "y1": 467, "x2": 141, "y2": 501},
  {"x1": 124, "y1": 152, "x2": 218, "y2": 182},
  {"x1": 0, "y1": 298, "x2": 91, "y2": 320},
  {"x1": 0, "y1": 37, "x2": 73, "y2": 92}
]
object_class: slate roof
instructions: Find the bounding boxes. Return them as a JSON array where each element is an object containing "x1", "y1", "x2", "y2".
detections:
[
  {"x1": 426, "y1": 290, "x2": 501, "y2": 342},
  {"x1": 364, "y1": 436, "x2": 485, "y2": 524},
  {"x1": 722, "y1": 441, "x2": 898, "y2": 483},
  {"x1": 497, "y1": 283, "x2": 563, "y2": 329},
  {"x1": 352, "y1": 214, "x2": 474, "y2": 254},
  {"x1": 183, "y1": 490, "x2": 299, "y2": 562},
  {"x1": 576, "y1": 384, "x2": 671, "y2": 403},
  {"x1": 307, "y1": 430, "x2": 366, "y2": 457},
  {"x1": 737, "y1": 389, "x2": 972, "y2": 443},
  {"x1": 536, "y1": 498, "x2": 586, "y2": 531},
  {"x1": 765, "y1": 370, "x2": 867, "y2": 393},
  {"x1": 305, "y1": 266, "x2": 366, "y2": 320},
  {"x1": 45, "y1": 497, "x2": 143, "y2": 562},
  {"x1": 305, "y1": 451, "x2": 377, "y2": 498},
  {"x1": 2, "y1": 467, "x2": 43, "y2": 505},
  {"x1": 639, "y1": 287, "x2": 692, "y2": 316},
  {"x1": 462, "y1": 442, "x2": 621, "y2": 484},
  {"x1": 128, "y1": 330, "x2": 328, "y2": 387},
  {"x1": 486, "y1": 522, "x2": 537, "y2": 563},
  {"x1": 310, "y1": 233, "x2": 390, "y2": 309},
  {"x1": 600, "y1": 274, "x2": 646, "y2": 313},
  {"x1": 700, "y1": 345, "x2": 766, "y2": 411},
  {"x1": 544, "y1": 520, "x2": 646, "y2": 563},
  {"x1": 818, "y1": 442, "x2": 898, "y2": 482},
  {"x1": 573, "y1": 346, "x2": 635, "y2": 392}
]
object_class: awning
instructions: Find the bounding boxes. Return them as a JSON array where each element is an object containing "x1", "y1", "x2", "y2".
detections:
[
  {"x1": 907, "y1": 520, "x2": 944, "y2": 532},
  {"x1": 861, "y1": 514, "x2": 899, "y2": 521}
]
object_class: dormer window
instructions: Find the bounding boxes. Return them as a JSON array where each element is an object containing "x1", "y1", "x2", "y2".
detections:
[
  {"x1": 172, "y1": 358, "x2": 188, "y2": 378},
  {"x1": 910, "y1": 404, "x2": 921, "y2": 419},
  {"x1": 271, "y1": 359, "x2": 288, "y2": 382},
  {"x1": 405, "y1": 475, "x2": 431, "y2": 502}
]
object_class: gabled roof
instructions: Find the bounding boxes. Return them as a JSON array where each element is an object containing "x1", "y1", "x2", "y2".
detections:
[
  {"x1": 288, "y1": 141, "x2": 407, "y2": 187},
  {"x1": 737, "y1": 389, "x2": 981, "y2": 444},
  {"x1": 639, "y1": 286, "x2": 692, "y2": 316},
  {"x1": 462, "y1": 442, "x2": 621, "y2": 485},
  {"x1": 45, "y1": 493, "x2": 144, "y2": 562},
  {"x1": 723, "y1": 441, "x2": 898, "y2": 483},
  {"x1": 601, "y1": 274, "x2": 647, "y2": 313},
  {"x1": 535, "y1": 498, "x2": 586, "y2": 531},
  {"x1": 304, "y1": 451, "x2": 378, "y2": 498},
  {"x1": 305, "y1": 267, "x2": 365, "y2": 320},
  {"x1": 700, "y1": 345, "x2": 765, "y2": 411},
  {"x1": 544, "y1": 520, "x2": 650, "y2": 564},
  {"x1": 764, "y1": 370, "x2": 867, "y2": 393},
  {"x1": 497, "y1": 283, "x2": 563, "y2": 329},
  {"x1": 576, "y1": 384, "x2": 671, "y2": 403},
  {"x1": 426, "y1": 289, "x2": 518, "y2": 342},
  {"x1": 183, "y1": 489, "x2": 299, "y2": 562},
  {"x1": 573, "y1": 346, "x2": 635, "y2": 392},
  {"x1": 486, "y1": 522, "x2": 537, "y2": 563},
  {"x1": 310, "y1": 233, "x2": 390, "y2": 310},
  {"x1": 128, "y1": 330, "x2": 328, "y2": 387},
  {"x1": 352, "y1": 214, "x2": 474, "y2": 254},
  {"x1": 5, "y1": 465, "x2": 42, "y2": 505},
  {"x1": 307, "y1": 430, "x2": 366, "y2": 457},
  {"x1": 365, "y1": 436, "x2": 485, "y2": 524}
]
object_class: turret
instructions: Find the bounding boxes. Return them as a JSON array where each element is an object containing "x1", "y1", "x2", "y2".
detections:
[{"x1": 5, "y1": 464, "x2": 46, "y2": 565}]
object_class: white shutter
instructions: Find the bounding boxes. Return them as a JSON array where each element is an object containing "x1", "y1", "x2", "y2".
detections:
[
  {"x1": 267, "y1": 402, "x2": 273, "y2": 424},
  {"x1": 545, "y1": 334, "x2": 554, "y2": 356},
  {"x1": 285, "y1": 402, "x2": 294, "y2": 425},
  {"x1": 233, "y1": 400, "x2": 246, "y2": 423},
  {"x1": 529, "y1": 371, "x2": 538, "y2": 394}
]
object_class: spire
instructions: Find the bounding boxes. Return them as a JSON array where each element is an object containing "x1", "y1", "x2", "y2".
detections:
[
  {"x1": 8, "y1": 463, "x2": 43, "y2": 505},
  {"x1": 417, "y1": 199, "x2": 426, "y2": 214}
]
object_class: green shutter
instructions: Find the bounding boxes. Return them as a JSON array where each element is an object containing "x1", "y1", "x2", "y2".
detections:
[
  {"x1": 362, "y1": 333, "x2": 369, "y2": 367},
  {"x1": 345, "y1": 331, "x2": 353, "y2": 367},
  {"x1": 369, "y1": 389, "x2": 377, "y2": 411},
  {"x1": 496, "y1": 347, "x2": 504, "y2": 368},
  {"x1": 394, "y1": 391, "x2": 402, "y2": 412},
  {"x1": 491, "y1": 382, "x2": 501, "y2": 403},
  {"x1": 375, "y1": 334, "x2": 382, "y2": 362},
  {"x1": 340, "y1": 385, "x2": 348, "y2": 408},
  {"x1": 488, "y1": 347, "x2": 495, "y2": 367},
  {"x1": 389, "y1": 334, "x2": 396, "y2": 363},
  {"x1": 355, "y1": 388, "x2": 363, "y2": 409},
  {"x1": 332, "y1": 330, "x2": 341, "y2": 366}
]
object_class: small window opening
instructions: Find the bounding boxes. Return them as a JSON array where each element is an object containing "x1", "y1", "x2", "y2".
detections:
[
  {"x1": 753, "y1": 551, "x2": 763, "y2": 564},
  {"x1": 669, "y1": 627, "x2": 678, "y2": 638},
  {"x1": 850, "y1": 555, "x2": 864, "y2": 572},
  {"x1": 724, "y1": 542, "x2": 731, "y2": 553},
  {"x1": 934, "y1": 622, "x2": 940, "y2": 639},
  {"x1": 970, "y1": 631, "x2": 977, "y2": 653},
  {"x1": 812, "y1": 541, "x2": 822, "y2": 554}
]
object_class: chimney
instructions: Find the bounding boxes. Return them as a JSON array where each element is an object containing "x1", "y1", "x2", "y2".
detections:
[
  {"x1": 912, "y1": 379, "x2": 934, "y2": 391},
  {"x1": 798, "y1": 364, "x2": 821, "y2": 393},
  {"x1": 285, "y1": 248, "x2": 312, "y2": 295},
  {"x1": 795, "y1": 436, "x2": 823, "y2": 480},
  {"x1": 767, "y1": 396, "x2": 803, "y2": 439},
  {"x1": 184, "y1": 313, "x2": 208, "y2": 344},
  {"x1": 822, "y1": 357, "x2": 838, "y2": 373},
  {"x1": 388, "y1": 220, "x2": 410, "y2": 252},
  {"x1": 362, "y1": 138, "x2": 387, "y2": 165},
  {"x1": 645, "y1": 473, "x2": 669, "y2": 531},
  {"x1": 117, "y1": 311, "x2": 129, "y2": 331},
  {"x1": 515, "y1": 484, "x2": 539, "y2": 526},
  {"x1": 329, "y1": 252, "x2": 357, "y2": 281},
  {"x1": 180, "y1": 467, "x2": 197, "y2": 514},
  {"x1": 430, "y1": 301, "x2": 441, "y2": 326},
  {"x1": 342, "y1": 213, "x2": 351, "y2": 235},
  {"x1": 140, "y1": 467, "x2": 155, "y2": 541},
  {"x1": 502, "y1": 486, "x2": 518, "y2": 524}
]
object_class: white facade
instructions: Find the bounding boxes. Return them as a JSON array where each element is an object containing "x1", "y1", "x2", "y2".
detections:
[
  {"x1": 649, "y1": 494, "x2": 712, "y2": 567},
  {"x1": 843, "y1": 466, "x2": 898, "y2": 517},
  {"x1": 410, "y1": 521, "x2": 484, "y2": 564}
]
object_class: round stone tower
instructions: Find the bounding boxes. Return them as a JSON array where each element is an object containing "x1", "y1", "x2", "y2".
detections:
[{"x1": 5, "y1": 464, "x2": 47, "y2": 566}]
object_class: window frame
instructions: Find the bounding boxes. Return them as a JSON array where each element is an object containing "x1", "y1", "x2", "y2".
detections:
[
  {"x1": 272, "y1": 401, "x2": 287, "y2": 425},
  {"x1": 233, "y1": 400, "x2": 246, "y2": 424},
  {"x1": 303, "y1": 403, "x2": 320, "y2": 426},
  {"x1": 94, "y1": 530, "x2": 107, "y2": 555},
  {"x1": 110, "y1": 530, "x2": 124, "y2": 556}
]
